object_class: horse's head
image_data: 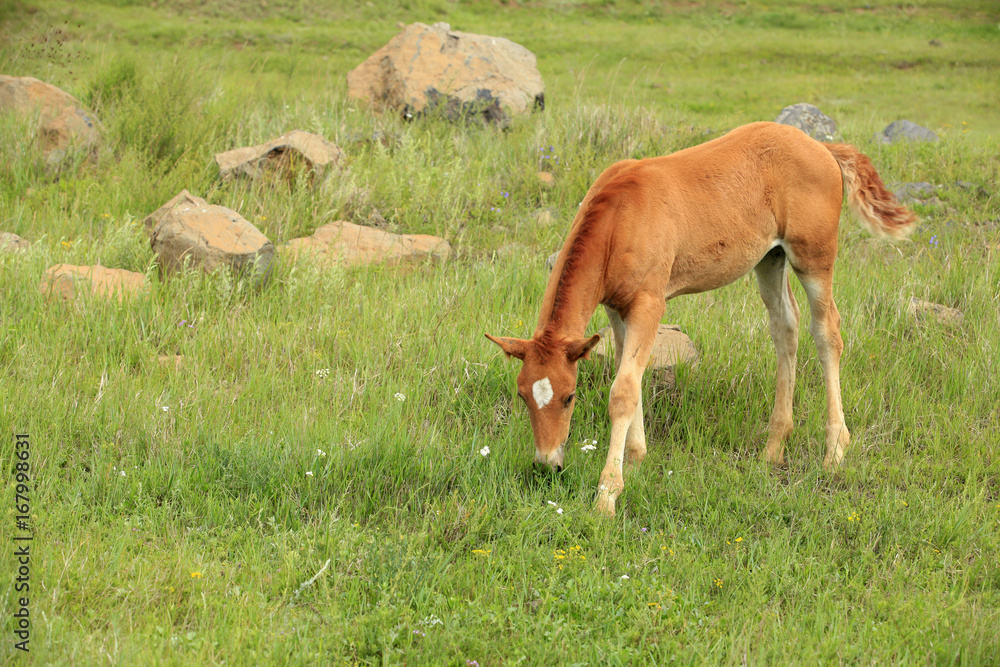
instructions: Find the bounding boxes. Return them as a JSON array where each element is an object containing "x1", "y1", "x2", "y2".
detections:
[{"x1": 485, "y1": 332, "x2": 601, "y2": 470}]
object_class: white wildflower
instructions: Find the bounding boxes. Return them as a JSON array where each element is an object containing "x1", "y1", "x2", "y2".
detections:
[
  {"x1": 556, "y1": 508, "x2": 564, "y2": 515},
  {"x1": 317, "y1": 449, "x2": 327, "y2": 457},
  {"x1": 305, "y1": 471, "x2": 314, "y2": 477},
  {"x1": 620, "y1": 574, "x2": 629, "y2": 580},
  {"x1": 394, "y1": 393, "x2": 406, "y2": 402},
  {"x1": 479, "y1": 446, "x2": 490, "y2": 457}
]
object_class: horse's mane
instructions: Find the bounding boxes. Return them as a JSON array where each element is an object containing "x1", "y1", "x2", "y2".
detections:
[{"x1": 540, "y1": 174, "x2": 637, "y2": 344}]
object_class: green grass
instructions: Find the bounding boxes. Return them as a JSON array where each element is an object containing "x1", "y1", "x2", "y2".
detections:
[{"x1": 2, "y1": 0, "x2": 1000, "y2": 664}]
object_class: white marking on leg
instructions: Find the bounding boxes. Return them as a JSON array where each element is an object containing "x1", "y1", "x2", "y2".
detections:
[{"x1": 532, "y1": 377, "x2": 553, "y2": 409}]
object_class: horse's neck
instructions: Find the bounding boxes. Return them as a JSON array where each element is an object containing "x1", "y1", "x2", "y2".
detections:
[{"x1": 534, "y1": 244, "x2": 606, "y2": 342}]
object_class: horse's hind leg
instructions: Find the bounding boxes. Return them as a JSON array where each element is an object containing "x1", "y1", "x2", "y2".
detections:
[
  {"x1": 754, "y1": 246, "x2": 801, "y2": 466},
  {"x1": 795, "y1": 268, "x2": 850, "y2": 469}
]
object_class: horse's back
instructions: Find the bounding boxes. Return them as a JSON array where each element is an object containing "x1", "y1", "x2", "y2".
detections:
[{"x1": 592, "y1": 122, "x2": 845, "y2": 301}]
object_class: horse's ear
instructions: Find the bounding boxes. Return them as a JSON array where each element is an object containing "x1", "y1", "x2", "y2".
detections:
[
  {"x1": 566, "y1": 334, "x2": 601, "y2": 362},
  {"x1": 485, "y1": 334, "x2": 529, "y2": 361}
]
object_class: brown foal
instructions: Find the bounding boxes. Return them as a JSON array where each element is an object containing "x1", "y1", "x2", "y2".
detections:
[{"x1": 487, "y1": 121, "x2": 915, "y2": 516}]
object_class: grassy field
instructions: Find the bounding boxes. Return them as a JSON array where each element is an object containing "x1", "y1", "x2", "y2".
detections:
[{"x1": 2, "y1": 0, "x2": 999, "y2": 664}]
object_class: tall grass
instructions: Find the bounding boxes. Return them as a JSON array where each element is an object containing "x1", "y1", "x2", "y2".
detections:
[{"x1": 2, "y1": 1, "x2": 999, "y2": 664}]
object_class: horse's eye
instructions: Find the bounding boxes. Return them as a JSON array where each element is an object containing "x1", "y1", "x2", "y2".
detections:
[{"x1": 563, "y1": 393, "x2": 575, "y2": 408}]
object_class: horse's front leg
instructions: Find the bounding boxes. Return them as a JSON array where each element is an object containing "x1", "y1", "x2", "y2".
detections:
[
  {"x1": 596, "y1": 297, "x2": 662, "y2": 517},
  {"x1": 605, "y1": 305, "x2": 648, "y2": 470}
]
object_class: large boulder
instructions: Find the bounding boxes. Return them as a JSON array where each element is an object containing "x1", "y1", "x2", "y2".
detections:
[
  {"x1": 0, "y1": 75, "x2": 100, "y2": 162},
  {"x1": 591, "y1": 324, "x2": 699, "y2": 388},
  {"x1": 285, "y1": 220, "x2": 451, "y2": 267},
  {"x1": 347, "y1": 22, "x2": 544, "y2": 124},
  {"x1": 876, "y1": 120, "x2": 939, "y2": 144},
  {"x1": 214, "y1": 130, "x2": 345, "y2": 183},
  {"x1": 40, "y1": 264, "x2": 149, "y2": 301},
  {"x1": 144, "y1": 190, "x2": 274, "y2": 280},
  {"x1": 774, "y1": 103, "x2": 838, "y2": 142}
]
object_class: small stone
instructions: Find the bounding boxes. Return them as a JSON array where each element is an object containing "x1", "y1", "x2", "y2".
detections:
[
  {"x1": 955, "y1": 181, "x2": 991, "y2": 199},
  {"x1": 591, "y1": 324, "x2": 698, "y2": 388},
  {"x1": 40, "y1": 264, "x2": 149, "y2": 301},
  {"x1": 888, "y1": 181, "x2": 937, "y2": 204},
  {"x1": 214, "y1": 130, "x2": 345, "y2": 183},
  {"x1": 774, "y1": 103, "x2": 838, "y2": 142},
  {"x1": 907, "y1": 297, "x2": 964, "y2": 327},
  {"x1": 284, "y1": 220, "x2": 451, "y2": 268},
  {"x1": 876, "y1": 120, "x2": 939, "y2": 144},
  {"x1": 0, "y1": 232, "x2": 30, "y2": 252}
]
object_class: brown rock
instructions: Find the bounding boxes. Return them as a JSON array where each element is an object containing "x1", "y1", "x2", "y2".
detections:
[
  {"x1": 0, "y1": 232, "x2": 30, "y2": 252},
  {"x1": 214, "y1": 130, "x2": 345, "y2": 182},
  {"x1": 591, "y1": 324, "x2": 698, "y2": 387},
  {"x1": 285, "y1": 220, "x2": 451, "y2": 267},
  {"x1": 0, "y1": 75, "x2": 100, "y2": 161},
  {"x1": 40, "y1": 264, "x2": 149, "y2": 301},
  {"x1": 907, "y1": 297, "x2": 964, "y2": 327},
  {"x1": 145, "y1": 190, "x2": 274, "y2": 279},
  {"x1": 347, "y1": 22, "x2": 544, "y2": 123}
]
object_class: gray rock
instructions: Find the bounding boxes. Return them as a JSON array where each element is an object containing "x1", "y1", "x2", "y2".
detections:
[
  {"x1": 955, "y1": 180, "x2": 991, "y2": 199},
  {"x1": 889, "y1": 181, "x2": 937, "y2": 204},
  {"x1": 774, "y1": 103, "x2": 837, "y2": 142},
  {"x1": 876, "y1": 120, "x2": 939, "y2": 144}
]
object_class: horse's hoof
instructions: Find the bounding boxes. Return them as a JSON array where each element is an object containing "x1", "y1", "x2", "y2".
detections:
[{"x1": 594, "y1": 493, "x2": 617, "y2": 517}]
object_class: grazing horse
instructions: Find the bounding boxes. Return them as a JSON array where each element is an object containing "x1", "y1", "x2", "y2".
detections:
[{"x1": 486, "y1": 121, "x2": 915, "y2": 516}]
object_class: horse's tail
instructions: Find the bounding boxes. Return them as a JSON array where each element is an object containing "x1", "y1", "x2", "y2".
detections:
[{"x1": 825, "y1": 143, "x2": 916, "y2": 240}]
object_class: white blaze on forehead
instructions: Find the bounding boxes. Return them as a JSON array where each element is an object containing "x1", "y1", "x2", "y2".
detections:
[{"x1": 532, "y1": 377, "x2": 554, "y2": 409}]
